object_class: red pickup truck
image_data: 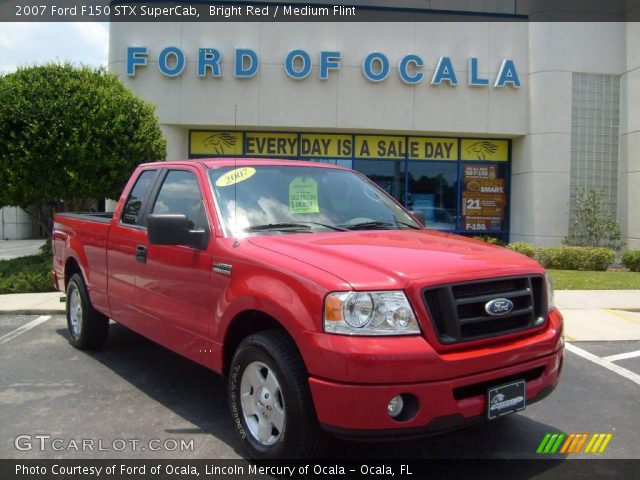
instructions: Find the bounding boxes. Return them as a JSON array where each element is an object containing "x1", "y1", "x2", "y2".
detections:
[{"x1": 53, "y1": 159, "x2": 564, "y2": 459}]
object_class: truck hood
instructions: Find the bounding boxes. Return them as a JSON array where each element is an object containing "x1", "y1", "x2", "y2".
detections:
[{"x1": 247, "y1": 230, "x2": 543, "y2": 290}]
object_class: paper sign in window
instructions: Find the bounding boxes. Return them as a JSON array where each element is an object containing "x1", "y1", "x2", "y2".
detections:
[{"x1": 289, "y1": 177, "x2": 319, "y2": 214}]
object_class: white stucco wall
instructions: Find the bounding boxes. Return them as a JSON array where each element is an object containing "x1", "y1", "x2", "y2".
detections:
[
  {"x1": 109, "y1": 21, "x2": 635, "y2": 247},
  {"x1": 109, "y1": 22, "x2": 529, "y2": 135},
  {"x1": 619, "y1": 22, "x2": 640, "y2": 248},
  {"x1": 0, "y1": 207, "x2": 33, "y2": 240},
  {"x1": 507, "y1": 23, "x2": 626, "y2": 246}
]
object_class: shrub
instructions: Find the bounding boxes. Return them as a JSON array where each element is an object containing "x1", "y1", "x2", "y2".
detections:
[
  {"x1": 471, "y1": 235, "x2": 504, "y2": 246},
  {"x1": 0, "y1": 63, "x2": 166, "y2": 236},
  {"x1": 538, "y1": 246, "x2": 615, "y2": 271},
  {"x1": 0, "y1": 252, "x2": 54, "y2": 294},
  {"x1": 507, "y1": 242, "x2": 536, "y2": 258},
  {"x1": 622, "y1": 249, "x2": 640, "y2": 272},
  {"x1": 0, "y1": 271, "x2": 52, "y2": 294},
  {"x1": 564, "y1": 190, "x2": 623, "y2": 250}
]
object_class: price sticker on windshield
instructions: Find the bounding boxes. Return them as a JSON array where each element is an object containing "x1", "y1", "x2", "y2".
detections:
[
  {"x1": 289, "y1": 177, "x2": 319, "y2": 214},
  {"x1": 215, "y1": 167, "x2": 256, "y2": 187}
]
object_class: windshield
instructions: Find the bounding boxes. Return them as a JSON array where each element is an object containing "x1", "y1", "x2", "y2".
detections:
[{"x1": 208, "y1": 165, "x2": 421, "y2": 236}]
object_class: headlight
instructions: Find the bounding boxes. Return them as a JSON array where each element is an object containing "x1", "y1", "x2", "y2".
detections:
[
  {"x1": 545, "y1": 272, "x2": 555, "y2": 311},
  {"x1": 324, "y1": 291, "x2": 420, "y2": 335}
]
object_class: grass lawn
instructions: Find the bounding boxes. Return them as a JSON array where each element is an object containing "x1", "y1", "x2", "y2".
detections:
[{"x1": 548, "y1": 269, "x2": 640, "y2": 290}]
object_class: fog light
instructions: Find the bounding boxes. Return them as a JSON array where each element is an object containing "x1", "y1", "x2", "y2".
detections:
[{"x1": 388, "y1": 395, "x2": 404, "y2": 418}]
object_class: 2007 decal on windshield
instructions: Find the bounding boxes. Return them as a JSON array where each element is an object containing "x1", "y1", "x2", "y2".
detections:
[{"x1": 215, "y1": 167, "x2": 256, "y2": 187}]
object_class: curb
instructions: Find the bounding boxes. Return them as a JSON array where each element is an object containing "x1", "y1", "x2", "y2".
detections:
[{"x1": 0, "y1": 310, "x2": 65, "y2": 316}]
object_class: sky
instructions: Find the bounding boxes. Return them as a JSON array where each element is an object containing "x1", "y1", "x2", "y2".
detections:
[{"x1": 0, "y1": 22, "x2": 109, "y2": 74}]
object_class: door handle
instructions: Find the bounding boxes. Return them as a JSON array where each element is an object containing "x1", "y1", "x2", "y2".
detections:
[{"x1": 135, "y1": 245, "x2": 148, "y2": 263}]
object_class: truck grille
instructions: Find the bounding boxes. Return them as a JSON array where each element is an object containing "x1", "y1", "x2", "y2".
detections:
[{"x1": 422, "y1": 276, "x2": 547, "y2": 344}]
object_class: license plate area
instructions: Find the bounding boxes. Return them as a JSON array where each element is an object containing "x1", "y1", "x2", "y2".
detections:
[{"x1": 487, "y1": 380, "x2": 526, "y2": 420}]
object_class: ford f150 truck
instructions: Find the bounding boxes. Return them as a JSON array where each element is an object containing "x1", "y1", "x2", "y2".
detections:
[{"x1": 53, "y1": 159, "x2": 564, "y2": 459}]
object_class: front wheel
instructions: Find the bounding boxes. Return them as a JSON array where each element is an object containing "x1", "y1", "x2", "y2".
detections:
[{"x1": 228, "y1": 330, "x2": 328, "y2": 459}]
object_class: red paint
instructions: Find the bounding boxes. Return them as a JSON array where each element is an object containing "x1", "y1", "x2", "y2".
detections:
[{"x1": 53, "y1": 159, "x2": 564, "y2": 433}]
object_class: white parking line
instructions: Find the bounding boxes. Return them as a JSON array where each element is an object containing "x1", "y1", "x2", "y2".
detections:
[
  {"x1": 603, "y1": 349, "x2": 640, "y2": 362},
  {"x1": 0, "y1": 315, "x2": 51, "y2": 345},
  {"x1": 565, "y1": 342, "x2": 640, "y2": 386}
]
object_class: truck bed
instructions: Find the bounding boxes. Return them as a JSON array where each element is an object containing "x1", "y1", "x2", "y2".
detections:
[{"x1": 53, "y1": 211, "x2": 115, "y2": 315}]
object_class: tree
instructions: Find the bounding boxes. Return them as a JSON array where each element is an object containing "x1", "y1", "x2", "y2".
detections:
[
  {"x1": 0, "y1": 63, "x2": 166, "y2": 235},
  {"x1": 564, "y1": 189, "x2": 623, "y2": 250}
]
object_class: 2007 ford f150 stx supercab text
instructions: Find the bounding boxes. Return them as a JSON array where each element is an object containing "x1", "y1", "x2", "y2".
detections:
[{"x1": 53, "y1": 159, "x2": 564, "y2": 459}]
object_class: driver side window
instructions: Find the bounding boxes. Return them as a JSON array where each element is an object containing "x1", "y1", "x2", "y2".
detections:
[{"x1": 151, "y1": 170, "x2": 207, "y2": 230}]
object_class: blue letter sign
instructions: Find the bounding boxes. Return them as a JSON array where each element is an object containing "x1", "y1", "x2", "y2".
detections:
[
  {"x1": 126, "y1": 47, "x2": 148, "y2": 76},
  {"x1": 158, "y1": 47, "x2": 185, "y2": 77},
  {"x1": 285, "y1": 50, "x2": 312, "y2": 79},
  {"x1": 198, "y1": 48, "x2": 222, "y2": 77},
  {"x1": 362, "y1": 52, "x2": 390, "y2": 82},
  {"x1": 235, "y1": 49, "x2": 259, "y2": 78},
  {"x1": 494, "y1": 59, "x2": 521, "y2": 88},
  {"x1": 431, "y1": 56, "x2": 458, "y2": 86}
]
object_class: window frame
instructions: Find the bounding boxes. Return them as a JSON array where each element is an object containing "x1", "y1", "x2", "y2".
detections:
[
  {"x1": 119, "y1": 168, "x2": 161, "y2": 230},
  {"x1": 147, "y1": 168, "x2": 212, "y2": 237}
]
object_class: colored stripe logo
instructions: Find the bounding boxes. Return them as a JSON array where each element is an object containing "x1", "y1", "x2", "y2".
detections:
[{"x1": 537, "y1": 433, "x2": 613, "y2": 454}]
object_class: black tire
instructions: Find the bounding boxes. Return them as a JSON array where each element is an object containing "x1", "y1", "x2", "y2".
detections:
[
  {"x1": 65, "y1": 273, "x2": 109, "y2": 350},
  {"x1": 228, "y1": 330, "x2": 329, "y2": 459}
]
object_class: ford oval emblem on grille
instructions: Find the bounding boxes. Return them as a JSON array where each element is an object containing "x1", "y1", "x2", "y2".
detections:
[{"x1": 485, "y1": 298, "x2": 514, "y2": 316}]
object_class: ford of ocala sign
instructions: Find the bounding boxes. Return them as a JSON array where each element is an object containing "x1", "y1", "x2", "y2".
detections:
[{"x1": 126, "y1": 47, "x2": 522, "y2": 88}]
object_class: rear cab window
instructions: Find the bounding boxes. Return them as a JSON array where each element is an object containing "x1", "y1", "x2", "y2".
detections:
[{"x1": 121, "y1": 169, "x2": 158, "y2": 226}]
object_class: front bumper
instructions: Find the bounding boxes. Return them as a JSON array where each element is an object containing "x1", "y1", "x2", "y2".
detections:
[{"x1": 309, "y1": 346, "x2": 563, "y2": 434}]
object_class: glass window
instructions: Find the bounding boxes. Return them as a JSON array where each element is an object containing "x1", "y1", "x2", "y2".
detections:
[
  {"x1": 313, "y1": 158, "x2": 353, "y2": 169},
  {"x1": 407, "y1": 162, "x2": 459, "y2": 231},
  {"x1": 352, "y1": 159, "x2": 405, "y2": 204},
  {"x1": 151, "y1": 170, "x2": 208, "y2": 230},
  {"x1": 121, "y1": 170, "x2": 157, "y2": 226},
  {"x1": 208, "y1": 165, "x2": 420, "y2": 237},
  {"x1": 460, "y1": 163, "x2": 508, "y2": 233}
]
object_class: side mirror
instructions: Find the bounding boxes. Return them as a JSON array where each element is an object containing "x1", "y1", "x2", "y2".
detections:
[
  {"x1": 147, "y1": 214, "x2": 208, "y2": 249},
  {"x1": 411, "y1": 210, "x2": 426, "y2": 227}
]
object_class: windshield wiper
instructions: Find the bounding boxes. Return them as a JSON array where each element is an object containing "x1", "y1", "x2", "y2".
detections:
[
  {"x1": 244, "y1": 222, "x2": 348, "y2": 232},
  {"x1": 342, "y1": 221, "x2": 397, "y2": 231},
  {"x1": 298, "y1": 221, "x2": 348, "y2": 232},
  {"x1": 342, "y1": 219, "x2": 421, "y2": 231},
  {"x1": 243, "y1": 223, "x2": 313, "y2": 232}
]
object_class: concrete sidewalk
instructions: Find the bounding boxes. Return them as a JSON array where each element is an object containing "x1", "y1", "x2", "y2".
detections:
[
  {"x1": 0, "y1": 292, "x2": 64, "y2": 315},
  {"x1": 0, "y1": 290, "x2": 639, "y2": 341},
  {"x1": 555, "y1": 290, "x2": 640, "y2": 341}
]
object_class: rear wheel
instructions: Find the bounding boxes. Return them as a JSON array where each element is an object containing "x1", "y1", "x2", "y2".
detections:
[
  {"x1": 66, "y1": 273, "x2": 109, "y2": 349},
  {"x1": 228, "y1": 330, "x2": 328, "y2": 459}
]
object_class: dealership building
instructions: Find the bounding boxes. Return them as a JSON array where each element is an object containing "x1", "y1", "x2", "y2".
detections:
[{"x1": 89, "y1": 8, "x2": 631, "y2": 248}]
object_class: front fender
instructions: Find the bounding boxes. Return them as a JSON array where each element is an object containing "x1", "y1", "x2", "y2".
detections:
[{"x1": 215, "y1": 270, "x2": 324, "y2": 342}]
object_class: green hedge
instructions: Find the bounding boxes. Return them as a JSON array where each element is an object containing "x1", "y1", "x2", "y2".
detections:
[
  {"x1": 505, "y1": 243, "x2": 615, "y2": 271},
  {"x1": 539, "y1": 246, "x2": 614, "y2": 271},
  {"x1": 0, "y1": 252, "x2": 54, "y2": 294},
  {"x1": 622, "y1": 249, "x2": 640, "y2": 272},
  {"x1": 506, "y1": 242, "x2": 536, "y2": 258}
]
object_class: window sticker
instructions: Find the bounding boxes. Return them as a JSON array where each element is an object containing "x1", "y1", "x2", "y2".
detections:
[
  {"x1": 215, "y1": 167, "x2": 256, "y2": 187},
  {"x1": 289, "y1": 176, "x2": 319, "y2": 214}
]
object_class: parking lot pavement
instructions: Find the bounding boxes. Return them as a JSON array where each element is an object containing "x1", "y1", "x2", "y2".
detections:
[
  {"x1": 1, "y1": 314, "x2": 639, "y2": 462},
  {"x1": 0, "y1": 240, "x2": 46, "y2": 260}
]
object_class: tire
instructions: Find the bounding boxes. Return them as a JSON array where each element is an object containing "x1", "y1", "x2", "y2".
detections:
[
  {"x1": 228, "y1": 330, "x2": 329, "y2": 459},
  {"x1": 66, "y1": 273, "x2": 109, "y2": 350}
]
